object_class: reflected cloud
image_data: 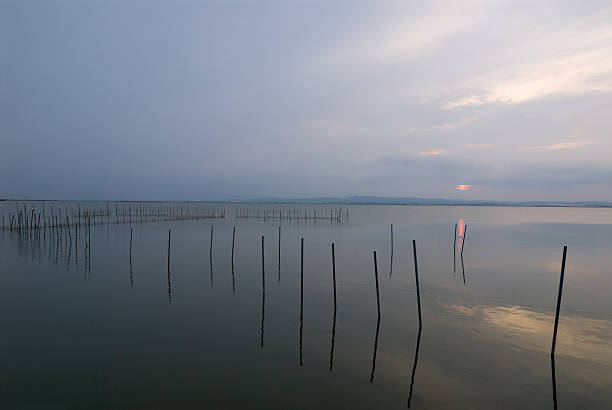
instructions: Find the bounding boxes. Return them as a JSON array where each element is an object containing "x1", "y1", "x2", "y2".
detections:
[
  {"x1": 445, "y1": 304, "x2": 612, "y2": 364},
  {"x1": 544, "y1": 260, "x2": 602, "y2": 279}
]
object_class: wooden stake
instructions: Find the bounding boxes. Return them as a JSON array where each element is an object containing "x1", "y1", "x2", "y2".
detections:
[
  {"x1": 210, "y1": 225, "x2": 214, "y2": 260},
  {"x1": 167, "y1": 229, "x2": 172, "y2": 302},
  {"x1": 373, "y1": 251, "x2": 380, "y2": 318},
  {"x1": 330, "y1": 242, "x2": 337, "y2": 371},
  {"x1": 261, "y1": 235, "x2": 265, "y2": 290},
  {"x1": 129, "y1": 227, "x2": 133, "y2": 288},
  {"x1": 551, "y1": 246, "x2": 567, "y2": 355},
  {"x1": 231, "y1": 226, "x2": 235, "y2": 267},
  {"x1": 453, "y1": 223, "x2": 457, "y2": 273},
  {"x1": 300, "y1": 237, "x2": 304, "y2": 367},
  {"x1": 370, "y1": 251, "x2": 381, "y2": 384},
  {"x1": 390, "y1": 224, "x2": 394, "y2": 277},
  {"x1": 261, "y1": 235, "x2": 265, "y2": 348},
  {"x1": 461, "y1": 224, "x2": 468, "y2": 258},
  {"x1": 332, "y1": 243, "x2": 337, "y2": 312},
  {"x1": 413, "y1": 240, "x2": 422, "y2": 328},
  {"x1": 167, "y1": 229, "x2": 171, "y2": 272}
]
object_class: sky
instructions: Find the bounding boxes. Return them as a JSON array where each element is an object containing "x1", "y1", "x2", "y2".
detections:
[{"x1": 1, "y1": 0, "x2": 611, "y2": 201}]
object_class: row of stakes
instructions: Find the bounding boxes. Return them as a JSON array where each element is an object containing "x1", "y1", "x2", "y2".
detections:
[
  {"x1": 4, "y1": 217, "x2": 566, "y2": 409},
  {"x1": 1, "y1": 203, "x2": 225, "y2": 233},
  {"x1": 3, "y1": 216, "x2": 568, "y2": 408},
  {"x1": 160, "y1": 223, "x2": 568, "y2": 409}
]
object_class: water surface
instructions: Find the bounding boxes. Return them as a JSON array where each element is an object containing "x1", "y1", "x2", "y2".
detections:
[{"x1": 1, "y1": 202, "x2": 611, "y2": 409}]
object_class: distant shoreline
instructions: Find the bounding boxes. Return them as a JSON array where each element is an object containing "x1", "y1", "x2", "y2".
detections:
[{"x1": 2, "y1": 197, "x2": 612, "y2": 209}]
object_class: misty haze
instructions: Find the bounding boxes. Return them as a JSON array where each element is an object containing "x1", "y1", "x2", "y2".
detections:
[{"x1": 1, "y1": 1, "x2": 611, "y2": 409}]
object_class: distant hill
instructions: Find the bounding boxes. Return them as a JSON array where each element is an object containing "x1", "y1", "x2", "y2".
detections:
[{"x1": 235, "y1": 196, "x2": 612, "y2": 208}]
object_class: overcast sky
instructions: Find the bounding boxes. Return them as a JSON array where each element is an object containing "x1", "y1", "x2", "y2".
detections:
[{"x1": 1, "y1": 0, "x2": 611, "y2": 201}]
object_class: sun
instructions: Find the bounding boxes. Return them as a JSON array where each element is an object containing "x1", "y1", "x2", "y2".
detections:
[{"x1": 456, "y1": 184, "x2": 472, "y2": 191}]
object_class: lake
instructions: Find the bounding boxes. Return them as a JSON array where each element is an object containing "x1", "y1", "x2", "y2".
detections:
[{"x1": 1, "y1": 201, "x2": 611, "y2": 409}]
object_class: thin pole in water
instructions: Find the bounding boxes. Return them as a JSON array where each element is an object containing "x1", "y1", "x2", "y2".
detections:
[
  {"x1": 370, "y1": 250, "x2": 381, "y2": 383},
  {"x1": 129, "y1": 227, "x2": 133, "y2": 287},
  {"x1": 551, "y1": 246, "x2": 567, "y2": 355},
  {"x1": 88, "y1": 220, "x2": 91, "y2": 271},
  {"x1": 231, "y1": 226, "x2": 236, "y2": 293},
  {"x1": 551, "y1": 353, "x2": 558, "y2": 410},
  {"x1": 231, "y1": 226, "x2": 235, "y2": 267},
  {"x1": 407, "y1": 326, "x2": 422, "y2": 408},
  {"x1": 390, "y1": 224, "x2": 394, "y2": 277},
  {"x1": 373, "y1": 251, "x2": 380, "y2": 318},
  {"x1": 209, "y1": 225, "x2": 214, "y2": 287},
  {"x1": 460, "y1": 225, "x2": 467, "y2": 284},
  {"x1": 453, "y1": 223, "x2": 457, "y2": 273},
  {"x1": 261, "y1": 235, "x2": 265, "y2": 290},
  {"x1": 330, "y1": 242, "x2": 337, "y2": 371},
  {"x1": 167, "y1": 229, "x2": 171, "y2": 271},
  {"x1": 461, "y1": 224, "x2": 468, "y2": 258},
  {"x1": 369, "y1": 313, "x2": 381, "y2": 383},
  {"x1": 167, "y1": 229, "x2": 172, "y2": 302},
  {"x1": 332, "y1": 243, "x2": 337, "y2": 312},
  {"x1": 261, "y1": 235, "x2": 265, "y2": 348},
  {"x1": 278, "y1": 226, "x2": 281, "y2": 281},
  {"x1": 300, "y1": 237, "x2": 304, "y2": 367},
  {"x1": 413, "y1": 240, "x2": 422, "y2": 328},
  {"x1": 210, "y1": 225, "x2": 214, "y2": 261}
]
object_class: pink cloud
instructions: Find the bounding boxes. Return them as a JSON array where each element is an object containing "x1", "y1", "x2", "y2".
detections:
[
  {"x1": 524, "y1": 141, "x2": 594, "y2": 150},
  {"x1": 419, "y1": 149, "x2": 448, "y2": 156}
]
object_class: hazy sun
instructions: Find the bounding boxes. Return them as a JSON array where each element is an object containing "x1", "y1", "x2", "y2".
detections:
[{"x1": 456, "y1": 184, "x2": 472, "y2": 191}]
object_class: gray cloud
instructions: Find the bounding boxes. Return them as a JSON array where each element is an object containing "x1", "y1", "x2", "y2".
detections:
[{"x1": 1, "y1": 0, "x2": 611, "y2": 201}]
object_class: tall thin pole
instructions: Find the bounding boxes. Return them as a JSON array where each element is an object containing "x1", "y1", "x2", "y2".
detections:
[
  {"x1": 373, "y1": 251, "x2": 380, "y2": 318},
  {"x1": 453, "y1": 223, "x2": 457, "y2": 273},
  {"x1": 278, "y1": 226, "x2": 281, "y2": 281},
  {"x1": 210, "y1": 225, "x2": 214, "y2": 261},
  {"x1": 231, "y1": 226, "x2": 235, "y2": 267},
  {"x1": 390, "y1": 224, "x2": 394, "y2": 277},
  {"x1": 261, "y1": 235, "x2": 265, "y2": 290},
  {"x1": 209, "y1": 225, "x2": 214, "y2": 287},
  {"x1": 332, "y1": 243, "x2": 337, "y2": 311},
  {"x1": 461, "y1": 224, "x2": 468, "y2": 257},
  {"x1": 261, "y1": 235, "x2": 265, "y2": 348},
  {"x1": 413, "y1": 240, "x2": 422, "y2": 328},
  {"x1": 300, "y1": 237, "x2": 304, "y2": 367},
  {"x1": 551, "y1": 353, "x2": 558, "y2": 410},
  {"x1": 551, "y1": 246, "x2": 567, "y2": 355},
  {"x1": 88, "y1": 219, "x2": 91, "y2": 271},
  {"x1": 167, "y1": 229, "x2": 172, "y2": 301},
  {"x1": 231, "y1": 226, "x2": 236, "y2": 293},
  {"x1": 370, "y1": 250, "x2": 381, "y2": 384},
  {"x1": 407, "y1": 326, "x2": 422, "y2": 408},
  {"x1": 301, "y1": 237, "x2": 304, "y2": 309},
  {"x1": 167, "y1": 229, "x2": 171, "y2": 272},
  {"x1": 330, "y1": 242, "x2": 337, "y2": 371},
  {"x1": 129, "y1": 227, "x2": 133, "y2": 287}
]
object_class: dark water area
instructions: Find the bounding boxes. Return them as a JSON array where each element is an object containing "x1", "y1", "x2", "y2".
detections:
[{"x1": 1, "y1": 201, "x2": 611, "y2": 409}]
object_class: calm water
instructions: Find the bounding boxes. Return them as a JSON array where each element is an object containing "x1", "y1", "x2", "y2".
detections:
[{"x1": 1, "y1": 202, "x2": 611, "y2": 409}]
